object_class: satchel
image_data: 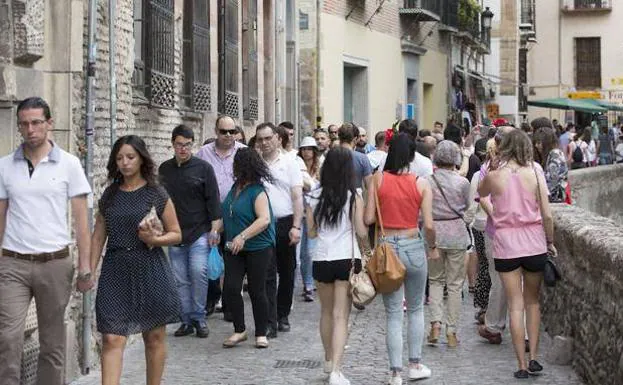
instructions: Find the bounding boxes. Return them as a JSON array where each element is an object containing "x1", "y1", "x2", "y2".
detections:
[
  {"x1": 348, "y1": 197, "x2": 376, "y2": 306},
  {"x1": 367, "y1": 186, "x2": 406, "y2": 294},
  {"x1": 543, "y1": 253, "x2": 561, "y2": 287}
]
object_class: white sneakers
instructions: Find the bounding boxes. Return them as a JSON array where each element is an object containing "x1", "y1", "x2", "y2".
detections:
[
  {"x1": 388, "y1": 364, "x2": 432, "y2": 384},
  {"x1": 408, "y1": 364, "x2": 432, "y2": 380},
  {"x1": 329, "y1": 371, "x2": 351, "y2": 385}
]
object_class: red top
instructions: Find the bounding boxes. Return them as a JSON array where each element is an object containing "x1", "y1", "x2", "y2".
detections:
[{"x1": 377, "y1": 172, "x2": 421, "y2": 229}]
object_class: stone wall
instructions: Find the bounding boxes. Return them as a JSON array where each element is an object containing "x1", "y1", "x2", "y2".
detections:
[
  {"x1": 568, "y1": 164, "x2": 623, "y2": 223},
  {"x1": 543, "y1": 204, "x2": 623, "y2": 385}
]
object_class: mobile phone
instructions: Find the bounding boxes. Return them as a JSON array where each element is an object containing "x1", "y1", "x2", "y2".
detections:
[{"x1": 225, "y1": 241, "x2": 233, "y2": 251}]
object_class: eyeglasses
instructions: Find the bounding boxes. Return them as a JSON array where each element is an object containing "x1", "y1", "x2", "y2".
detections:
[
  {"x1": 18, "y1": 119, "x2": 47, "y2": 129},
  {"x1": 173, "y1": 142, "x2": 193, "y2": 150},
  {"x1": 219, "y1": 129, "x2": 237, "y2": 136}
]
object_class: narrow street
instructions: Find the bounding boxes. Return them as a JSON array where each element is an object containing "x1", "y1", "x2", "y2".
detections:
[{"x1": 72, "y1": 288, "x2": 583, "y2": 385}]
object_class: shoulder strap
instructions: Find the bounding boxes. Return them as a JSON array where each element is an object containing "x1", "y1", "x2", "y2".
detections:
[
  {"x1": 373, "y1": 177, "x2": 386, "y2": 238},
  {"x1": 431, "y1": 174, "x2": 464, "y2": 221}
]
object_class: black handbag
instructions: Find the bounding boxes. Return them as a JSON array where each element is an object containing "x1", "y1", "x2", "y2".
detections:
[{"x1": 543, "y1": 252, "x2": 561, "y2": 287}]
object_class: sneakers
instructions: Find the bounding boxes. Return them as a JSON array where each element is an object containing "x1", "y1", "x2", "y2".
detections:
[
  {"x1": 528, "y1": 360, "x2": 543, "y2": 374},
  {"x1": 427, "y1": 323, "x2": 441, "y2": 345},
  {"x1": 192, "y1": 321, "x2": 209, "y2": 338},
  {"x1": 303, "y1": 289, "x2": 314, "y2": 302},
  {"x1": 388, "y1": 374, "x2": 402, "y2": 385},
  {"x1": 329, "y1": 371, "x2": 351, "y2": 385},
  {"x1": 478, "y1": 324, "x2": 502, "y2": 344},
  {"x1": 446, "y1": 332, "x2": 459, "y2": 348},
  {"x1": 408, "y1": 364, "x2": 431, "y2": 380}
]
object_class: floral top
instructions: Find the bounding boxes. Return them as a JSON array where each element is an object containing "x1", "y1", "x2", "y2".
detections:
[{"x1": 544, "y1": 148, "x2": 568, "y2": 203}]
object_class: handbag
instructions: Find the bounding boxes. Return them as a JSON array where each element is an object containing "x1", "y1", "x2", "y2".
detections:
[
  {"x1": 366, "y1": 186, "x2": 406, "y2": 294},
  {"x1": 348, "y1": 196, "x2": 376, "y2": 306},
  {"x1": 535, "y1": 168, "x2": 561, "y2": 287}
]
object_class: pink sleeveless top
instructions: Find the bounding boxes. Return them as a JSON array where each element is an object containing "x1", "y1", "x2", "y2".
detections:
[{"x1": 490, "y1": 169, "x2": 547, "y2": 259}]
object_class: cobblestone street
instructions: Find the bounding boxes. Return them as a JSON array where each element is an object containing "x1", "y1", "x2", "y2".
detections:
[{"x1": 72, "y1": 288, "x2": 583, "y2": 385}]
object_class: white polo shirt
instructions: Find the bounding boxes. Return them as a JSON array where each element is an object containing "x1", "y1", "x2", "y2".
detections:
[
  {"x1": 0, "y1": 143, "x2": 92, "y2": 253},
  {"x1": 264, "y1": 151, "x2": 303, "y2": 219}
]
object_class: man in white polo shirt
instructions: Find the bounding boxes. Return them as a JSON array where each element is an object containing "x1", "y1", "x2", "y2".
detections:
[
  {"x1": 255, "y1": 122, "x2": 304, "y2": 339},
  {"x1": 0, "y1": 97, "x2": 92, "y2": 385}
]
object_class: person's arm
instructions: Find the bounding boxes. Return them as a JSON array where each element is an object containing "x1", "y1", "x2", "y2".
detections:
[
  {"x1": 230, "y1": 192, "x2": 271, "y2": 255},
  {"x1": 353, "y1": 194, "x2": 368, "y2": 239},
  {"x1": 71, "y1": 195, "x2": 93, "y2": 292},
  {"x1": 204, "y1": 164, "x2": 223, "y2": 245},
  {"x1": 463, "y1": 174, "x2": 480, "y2": 224},
  {"x1": 289, "y1": 185, "x2": 304, "y2": 245},
  {"x1": 305, "y1": 205, "x2": 317, "y2": 239},
  {"x1": 364, "y1": 172, "x2": 380, "y2": 225},
  {"x1": 138, "y1": 199, "x2": 182, "y2": 247},
  {"x1": 478, "y1": 171, "x2": 493, "y2": 197},
  {"x1": 536, "y1": 171, "x2": 555, "y2": 254},
  {"x1": 0, "y1": 199, "x2": 7, "y2": 249},
  {"x1": 89, "y1": 213, "x2": 107, "y2": 277},
  {"x1": 417, "y1": 178, "x2": 439, "y2": 260}
]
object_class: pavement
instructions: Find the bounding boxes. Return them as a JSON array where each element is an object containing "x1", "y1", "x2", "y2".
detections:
[{"x1": 71, "y1": 287, "x2": 583, "y2": 385}]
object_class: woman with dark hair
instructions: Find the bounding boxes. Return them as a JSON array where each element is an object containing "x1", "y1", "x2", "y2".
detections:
[
  {"x1": 306, "y1": 147, "x2": 368, "y2": 385},
  {"x1": 424, "y1": 140, "x2": 471, "y2": 349},
  {"x1": 234, "y1": 125, "x2": 247, "y2": 145},
  {"x1": 221, "y1": 147, "x2": 275, "y2": 349},
  {"x1": 479, "y1": 130, "x2": 555, "y2": 379},
  {"x1": 364, "y1": 133, "x2": 437, "y2": 385},
  {"x1": 533, "y1": 126, "x2": 568, "y2": 202},
  {"x1": 90, "y1": 135, "x2": 182, "y2": 385}
]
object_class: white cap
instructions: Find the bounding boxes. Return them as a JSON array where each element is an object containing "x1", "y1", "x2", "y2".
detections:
[{"x1": 299, "y1": 136, "x2": 318, "y2": 149}]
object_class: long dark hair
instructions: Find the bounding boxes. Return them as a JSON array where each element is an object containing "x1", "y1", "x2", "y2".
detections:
[
  {"x1": 383, "y1": 133, "x2": 415, "y2": 174},
  {"x1": 233, "y1": 147, "x2": 274, "y2": 187},
  {"x1": 314, "y1": 147, "x2": 356, "y2": 228},
  {"x1": 107, "y1": 135, "x2": 156, "y2": 185},
  {"x1": 297, "y1": 146, "x2": 320, "y2": 178},
  {"x1": 533, "y1": 127, "x2": 558, "y2": 167}
]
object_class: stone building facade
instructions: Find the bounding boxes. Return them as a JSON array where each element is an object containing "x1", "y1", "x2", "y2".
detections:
[{"x1": 0, "y1": 0, "x2": 297, "y2": 383}]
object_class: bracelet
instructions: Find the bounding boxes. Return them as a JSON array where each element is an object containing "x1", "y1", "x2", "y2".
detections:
[{"x1": 239, "y1": 233, "x2": 247, "y2": 241}]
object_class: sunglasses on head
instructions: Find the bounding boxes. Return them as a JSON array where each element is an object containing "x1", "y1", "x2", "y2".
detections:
[{"x1": 219, "y1": 129, "x2": 237, "y2": 136}]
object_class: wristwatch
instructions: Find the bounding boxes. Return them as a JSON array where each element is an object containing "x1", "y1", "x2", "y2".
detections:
[{"x1": 77, "y1": 272, "x2": 92, "y2": 281}]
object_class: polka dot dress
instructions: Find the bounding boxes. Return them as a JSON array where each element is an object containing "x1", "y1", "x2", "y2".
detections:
[{"x1": 95, "y1": 184, "x2": 181, "y2": 336}]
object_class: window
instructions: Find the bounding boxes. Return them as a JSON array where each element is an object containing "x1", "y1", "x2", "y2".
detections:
[
  {"x1": 133, "y1": 0, "x2": 176, "y2": 108},
  {"x1": 218, "y1": 0, "x2": 239, "y2": 117},
  {"x1": 183, "y1": 0, "x2": 211, "y2": 111},
  {"x1": 575, "y1": 37, "x2": 601, "y2": 89},
  {"x1": 242, "y1": 0, "x2": 258, "y2": 120},
  {"x1": 299, "y1": 10, "x2": 309, "y2": 30}
]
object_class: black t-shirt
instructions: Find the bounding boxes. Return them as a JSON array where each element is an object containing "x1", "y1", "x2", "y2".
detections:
[{"x1": 466, "y1": 154, "x2": 481, "y2": 182}]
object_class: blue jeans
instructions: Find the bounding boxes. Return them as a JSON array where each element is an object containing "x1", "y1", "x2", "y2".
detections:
[
  {"x1": 599, "y1": 153, "x2": 613, "y2": 165},
  {"x1": 299, "y1": 221, "x2": 315, "y2": 290},
  {"x1": 169, "y1": 234, "x2": 209, "y2": 327},
  {"x1": 382, "y1": 236, "x2": 428, "y2": 372}
]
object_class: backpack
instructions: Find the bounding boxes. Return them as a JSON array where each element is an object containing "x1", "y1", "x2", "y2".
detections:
[{"x1": 572, "y1": 142, "x2": 584, "y2": 163}]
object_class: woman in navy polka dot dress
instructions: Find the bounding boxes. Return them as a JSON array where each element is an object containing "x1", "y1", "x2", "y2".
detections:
[{"x1": 89, "y1": 135, "x2": 182, "y2": 385}]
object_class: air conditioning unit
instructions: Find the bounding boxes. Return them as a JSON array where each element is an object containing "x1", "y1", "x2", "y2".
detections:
[{"x1": 519, "y1": 23, "x2": 533, "y2": 31}]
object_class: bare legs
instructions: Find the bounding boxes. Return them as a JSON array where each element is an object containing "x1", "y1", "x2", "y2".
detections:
[
  {"x1": 317, "y1": 281, "x2": 352, "y2": 372},
  {"x1": 499, "y1": 268, "x2": 542, "y2": 371},
  {"x1": 101, "y1": 326, "x2": 168, "y2": 385}
]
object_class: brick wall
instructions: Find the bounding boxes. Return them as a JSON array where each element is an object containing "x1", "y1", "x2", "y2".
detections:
[{"x1": 323, "y1": 0, "x2": 401, "y2": 38}]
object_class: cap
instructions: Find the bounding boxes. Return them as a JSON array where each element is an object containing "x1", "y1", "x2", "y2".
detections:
[{"x1": 299, "y1": 136, "x2": 318, "y2": 149}]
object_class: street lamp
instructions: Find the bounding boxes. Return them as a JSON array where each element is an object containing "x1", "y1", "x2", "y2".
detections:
[{"x1": 481, "y1": 7, "x2": 494, "y2": 30}]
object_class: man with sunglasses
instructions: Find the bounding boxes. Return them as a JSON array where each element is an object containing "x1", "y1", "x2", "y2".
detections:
[
  {"x1": 327, "y1": 124, "x2": 339, "y2": 141},
  {"x1": 197, "y1": 116, "x2": 247, "y2": 320}
]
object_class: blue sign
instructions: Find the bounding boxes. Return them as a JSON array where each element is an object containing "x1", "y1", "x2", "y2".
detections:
[{"x1": 406, "y1": 104, "x2": 415, "y2": 119}]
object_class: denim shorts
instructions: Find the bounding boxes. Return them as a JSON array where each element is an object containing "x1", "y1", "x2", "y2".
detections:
[
  {"x1": 494, "y1": 253, "x2": 547, "y2": 273},
  {"x1": 313, "y1": 259, "x2": 362, "y2": 283}
]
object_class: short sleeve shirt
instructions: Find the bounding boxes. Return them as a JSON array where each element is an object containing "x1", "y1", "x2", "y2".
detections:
[
  {"x1": 352, "y1": 150, "x2": 372, "y2": 188},
  {"x1": 264, "y1": 152, "x2": 303, "y2": 218},
  {"x1": 0, "y1": 143, "x2": 92, "y2": 253}
]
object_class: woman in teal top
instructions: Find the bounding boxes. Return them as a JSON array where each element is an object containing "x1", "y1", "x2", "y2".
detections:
[{"x1": 221, "y1": 147, "x2": 275, "y2": 349}]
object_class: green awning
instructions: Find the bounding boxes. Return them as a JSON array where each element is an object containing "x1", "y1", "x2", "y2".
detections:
[
  {"x1": 582, "y1": 99, "x2": 623, "y2": 112},
  {"x1": 527, "y1": 98, "x2": 607, "y2": 113}
]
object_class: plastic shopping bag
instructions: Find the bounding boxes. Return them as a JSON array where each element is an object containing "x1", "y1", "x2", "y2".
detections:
[{"x1": 207, "y1": 247, "x2": 224, "y2": 280}]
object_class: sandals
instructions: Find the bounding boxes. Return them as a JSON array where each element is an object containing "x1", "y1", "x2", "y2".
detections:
[
  {"x1": 255, "y1": 336, "x2": 269, "y2": 349},
  {"x1": 222, "y1": 331, "x2": 248, "y2": 348}
]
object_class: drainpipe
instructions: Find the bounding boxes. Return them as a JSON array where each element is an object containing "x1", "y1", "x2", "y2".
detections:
[
  {"x1": 315, "y1": 0, "x2": 321, "y2": 128},
  {"x1": 82, "y1": 0, "x2": 97, "y2": 375},
  {"x1": 109, "y1": 0, "x2": 117, "y2": 146}
]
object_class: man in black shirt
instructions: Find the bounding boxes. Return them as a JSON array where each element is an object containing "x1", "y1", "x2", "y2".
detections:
[{"x1": 159, "y1": 125, "x2": 222, "y2": 338}]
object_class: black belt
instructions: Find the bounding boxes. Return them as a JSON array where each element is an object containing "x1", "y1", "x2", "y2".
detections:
[{"x1": 1, "y1": 247, "x2": 69, "y2": 263}]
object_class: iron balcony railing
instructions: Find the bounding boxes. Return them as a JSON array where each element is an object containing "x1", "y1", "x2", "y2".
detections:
[
  {"x1": 562, "y1": 0, "x2": 612, "y2": 11},
  {"x1": 401, "y1": 0, "x2": 443, "y2": 21}
]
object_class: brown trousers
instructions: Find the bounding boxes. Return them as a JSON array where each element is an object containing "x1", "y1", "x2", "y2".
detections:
[{"x1": 0, "y1": 255, "x2": 74, "y2": 385}]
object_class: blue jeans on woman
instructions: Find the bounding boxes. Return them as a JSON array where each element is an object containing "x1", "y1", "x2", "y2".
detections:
[
  {"x1": 382, "y1": 235, "x2": 428, "y2": 372},
  {"x1": 169, "y1": 234, "x2": 210, "y2": 327},
  {"x1": 299, "y1": 220, "x2": 315, "y2": 290}
]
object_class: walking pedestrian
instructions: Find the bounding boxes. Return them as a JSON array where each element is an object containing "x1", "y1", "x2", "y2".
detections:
[
  {"x1": 221, "y1": 147, "x2": 275, "y2": 349},
  {"x1": 532, "y1": 119, "x2": 568, "y2": 202},
  {"x1": 306, "y1": 147, "x2": 369, "y2": 385},
  {"x1": 479, "y1": 130, "x2": 555, "y2": 379},
  {"x1": 364, "y1": 133, "x2": 437, "y2": 385},
  {"x1": 426, "y1": 140, "x2": 471, "y2": 348},
  {"x1": 90, "y1": 135, "x2": 182, "y2": 385},
  {"x1": 159, "y1": 125, "x2": 222, "y2": 338},
  {"x1": 256, "y1": 122, "x2": 304, "y2": 338},
  {"x1": 0, "y1": 97, "x2": 92, "y2": 385}
]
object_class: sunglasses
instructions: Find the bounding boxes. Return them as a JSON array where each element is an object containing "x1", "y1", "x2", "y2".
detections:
[{"x1": 219, "y1": 129, "x2": 237, "y2": 136}]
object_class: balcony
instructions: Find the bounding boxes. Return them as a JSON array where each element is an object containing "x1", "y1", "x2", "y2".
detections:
[
  {"x1": 458, "y1": 0, "x2": 481, "y2": 39},
  {"x1": 399, "y1": 0, "x2": 443, "y2": 22},
  {"x1": 520, "y1": 0, "x2": 536, "y2": 32},
  {"x1": 562, "y1": 0, "x2": 612, "y2": 13}
]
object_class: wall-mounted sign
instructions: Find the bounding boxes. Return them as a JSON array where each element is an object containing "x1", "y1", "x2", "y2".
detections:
[
  {"x1": 610, "y1": 78, "x2": 623, "y2": 87},
  {"x1": 567, "y1": 91, "x2": 602, "y2": 99},
  {"x1": 486, "y1": 103, "x2": 499, "y2": 119}
]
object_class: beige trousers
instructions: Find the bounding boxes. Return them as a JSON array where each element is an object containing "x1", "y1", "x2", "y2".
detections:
[
  {"x1": 427, "y1": 248, "x2": 466, "y2": 333},
  {"x1": 0, "y1": 255, "x2": 74, "y2": 385}
]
